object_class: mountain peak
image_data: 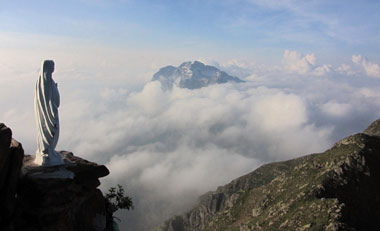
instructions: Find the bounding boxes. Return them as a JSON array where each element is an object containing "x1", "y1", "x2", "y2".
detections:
[
  {"x1": 178, "y1": 61, "x2": 204, "y2": 68},
  {"x1": 152, "y1": 61, "x2": 244, "y2": 90}
]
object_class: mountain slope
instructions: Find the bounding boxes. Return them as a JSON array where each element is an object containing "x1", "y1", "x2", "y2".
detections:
[
  {"x1": 158, "y1": 119, "x2": 380, "y2": 231},
  {"x1": 152, "y1": 61, "x2": 244, "y2": 90}
]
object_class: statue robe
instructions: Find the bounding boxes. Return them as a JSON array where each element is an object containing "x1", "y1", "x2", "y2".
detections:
[{"x1": 34, "y1": 60, "x2": 63, "y2": 166}]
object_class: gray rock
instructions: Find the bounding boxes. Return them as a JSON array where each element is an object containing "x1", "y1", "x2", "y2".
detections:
[{"x1": 152, "y1": 61, "x2": 244, "y2": 90}]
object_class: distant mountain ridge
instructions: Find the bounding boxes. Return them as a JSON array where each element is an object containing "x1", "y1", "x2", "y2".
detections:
[
  {"x1": 152, "y1": 61, "x2": 244, "y2": 90},
  {"x1": 158, "y1": 118, "x2": 380, "y2": 231}
]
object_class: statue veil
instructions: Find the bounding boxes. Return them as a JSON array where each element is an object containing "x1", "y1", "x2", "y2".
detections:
[{"x1": 34, "y1": 60, "x2": 63, "y2": 166}]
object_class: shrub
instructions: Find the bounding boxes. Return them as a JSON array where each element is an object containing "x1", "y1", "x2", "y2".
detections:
[{"x1": 105, "y1": 184, "x2": 133, "y2": 212}]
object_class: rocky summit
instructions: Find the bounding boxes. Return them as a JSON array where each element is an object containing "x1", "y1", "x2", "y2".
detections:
[
  {"x1": 152, "y1": 61, "x2": 244, "y2": 90},
  {"x1": 159, "y1": 119, "x2": 380, "y2": 231}
]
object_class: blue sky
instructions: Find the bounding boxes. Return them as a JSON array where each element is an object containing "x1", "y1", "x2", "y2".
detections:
[{"x1": 1, "y1": 0, "x2": 380, "y2": 64}]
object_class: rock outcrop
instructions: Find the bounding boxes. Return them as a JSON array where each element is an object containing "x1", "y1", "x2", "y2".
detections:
[
  {"x1": 0, "y1": 123, "x2": 111, "y2": 231},
  {"x1": 159, "y1": 119, "x2": 380, "y2": 231},
  {"x1": 363, "y1": 118, "x2": 380, "y2": 137},
  {"x1": 0, "y1": 123, "x2": 24, "y2": 230},
  {"x1": 15, "y1": 151, "x2": 110, "y2": 231}
]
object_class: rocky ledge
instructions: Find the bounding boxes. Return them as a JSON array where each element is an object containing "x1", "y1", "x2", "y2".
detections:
[
  {"x1": 0, "y1": 123, "x2": 111, "y2": 231},
  {"x1": 15, "y1": 151, "x2": 110, "y2": 231}
]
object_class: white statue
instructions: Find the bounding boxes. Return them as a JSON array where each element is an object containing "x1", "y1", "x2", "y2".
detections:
[{"x1": 34, "y1": 60, "x2": 64, "y2": 166}]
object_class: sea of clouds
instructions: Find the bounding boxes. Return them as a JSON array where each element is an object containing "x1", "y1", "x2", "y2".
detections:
[{"x1": 1, "y1": 46, "x2": 380, "y2": 230}]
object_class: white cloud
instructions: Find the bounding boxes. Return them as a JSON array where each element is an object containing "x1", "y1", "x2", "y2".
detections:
[
  {"x1": 251, "y1": 91, "x2": 307, "y2": 131},
  {"x1": 91, "y1": 83, "x2": 334, "y2": 230},
  {"x1": 105, "y1": 145, "x2": 259, "y2": 230},
  {"x1": 352, "y1": 54, "x2": 362, "y2": 65},
  {"x1": 282, "y1": 50, "x2": 331, "y2": 76},
  {"x1": 283, "y1": 50, "x2": 315, "y2": 74},
  {"x1": 359, "y1": 87, "x2": 380, "y2": 98},
  {"x1": 352, "y1": 55, "x2": 380, "y2": 78},
  {"x1": 100, "y1": 88, "x2": 128, "y2": 101},
  {"x1": 313, "y1": 64, "x2": 332, "y2": 76},
  {"x1": 320, "y1": 101, "x2": 352, "y2": 118},
  {"x1": 205, "y1": 59, "x2": 257, "y2": 79},
  {"x1": 2, "y1": 40, "x2": 380, "y2": 231},
  {"x1": 336, "y1": 64, "x2": 355, "y2": 76},
  {"x1": 362, "y1": 61, "x2": 380, "y2": 78}
]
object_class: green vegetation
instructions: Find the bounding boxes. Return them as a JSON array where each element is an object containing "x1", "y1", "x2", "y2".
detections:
[
  {"x1": 105, "y1": 184, "x2": 133, "y2": 211},
  {"x1": 105, "y1": 185, "x2": 133, "y2": 231}
]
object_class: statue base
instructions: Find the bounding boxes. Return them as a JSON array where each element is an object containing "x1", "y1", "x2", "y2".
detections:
[{"x1": 34, "y1": 150, "x2": 64, "y2": 166}]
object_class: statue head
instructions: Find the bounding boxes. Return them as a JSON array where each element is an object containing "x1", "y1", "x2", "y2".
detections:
[{"x1": 42, "y1": 60, "x2": 55, "y2": 74}]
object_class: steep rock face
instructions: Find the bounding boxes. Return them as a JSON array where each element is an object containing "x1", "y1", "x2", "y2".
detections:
[
  {"x1": 15, "y1": 151, "x2": 110, "y2": 231},
  {"x1": 159, "y1": 119, "x2": 380, "y2": 231},
  {"x1": 0, "y1": 123, "x2": 24, "y2": 231},
  {"x1": 152, "y1": 61, "x2": 244, "y2": 90}
]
